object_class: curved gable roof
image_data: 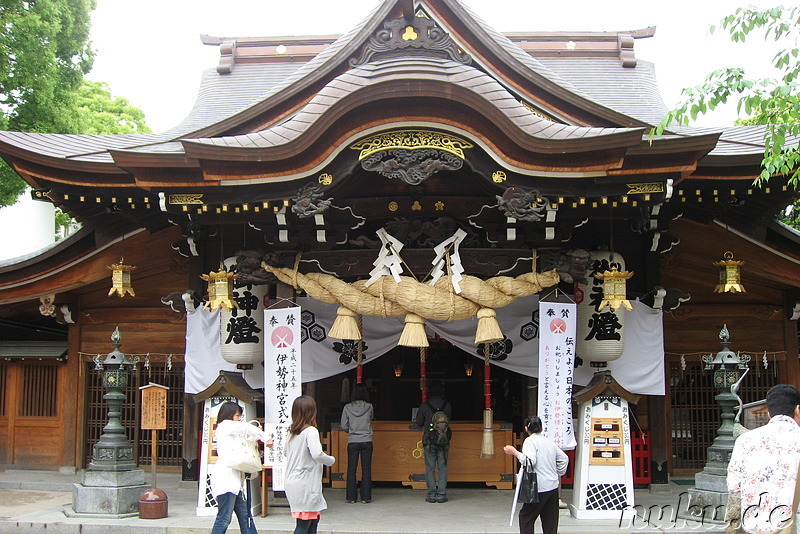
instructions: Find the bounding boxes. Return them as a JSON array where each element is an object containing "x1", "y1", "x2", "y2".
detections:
[{"x1": 180, "y1": 57, "x2": 644, "y2": 162}]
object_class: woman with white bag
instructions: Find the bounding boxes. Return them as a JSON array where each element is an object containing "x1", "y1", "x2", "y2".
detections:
[{"x1": 211, "y1": 401, "x2": 274, "y2": 534}]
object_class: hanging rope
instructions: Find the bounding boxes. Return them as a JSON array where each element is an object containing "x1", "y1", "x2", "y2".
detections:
[{"x1": 262, "y1": 263, "x2": 559, "y2": 321}]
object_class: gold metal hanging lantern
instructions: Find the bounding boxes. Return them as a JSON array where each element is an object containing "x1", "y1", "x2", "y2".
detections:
[
  {"x1": 108, "y1": 258, "x2": 136, "y2": 297},
  {"x1": 594, "y1": 264, "x2": 634, "y2": 312},
  {"x1": 201, "y1": 266, "x2": 240, "y2": 312},
  {"x1": 713, "y1": 251, "x2": 745, "y2": 293}
]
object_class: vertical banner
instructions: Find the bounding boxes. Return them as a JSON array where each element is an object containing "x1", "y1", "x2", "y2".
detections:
[
  {"x1": 264, "y1": 306, "x2": 302, "y2": 425},
  {"x1": 537, "y1": 301, "x2": 577, "y2": 450},
  {"x1": 263, "y1": 306, "x2": 302, "y2": 489}
]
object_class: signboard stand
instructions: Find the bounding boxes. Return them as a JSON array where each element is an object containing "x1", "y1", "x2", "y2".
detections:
[
  {"x1": 568, "y1": 371, "x2": 638, "y2": 521},
  {"x1": 138, "y1": 382, "x2": 170, "y2": 519}
]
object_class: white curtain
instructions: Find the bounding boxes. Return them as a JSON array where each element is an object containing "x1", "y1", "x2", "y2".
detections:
[{"x1": 185, "y1": 296, "x2": 665, "y2": 395}]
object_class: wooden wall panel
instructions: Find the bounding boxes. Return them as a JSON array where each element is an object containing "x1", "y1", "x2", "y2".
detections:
[
  {"x1": 79, "y1": 319, "x2": 186, "y2": 361},
  {"x1": 665, "y1": 315, "x2": 786, "y2": 355},
  {"x1": 0, "y1": 420, "x2": 8, "y2": 465},
  {"x1": 662, "y1": 218, "x2": 793, "y2": 356},
  {"x1": 0, "y1": 226, "x2": 185, "y2": 304},
  {"x1": 12, "y1": 420, "x2": 61, "y2": 466},
  {"x1": 0, "y1": 362, "x2": 8, "y2": 464}
]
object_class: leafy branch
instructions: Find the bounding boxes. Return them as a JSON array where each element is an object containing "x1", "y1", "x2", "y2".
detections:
[{"x1": 651, "y1": 6, "x2": 800, "y2": 186}]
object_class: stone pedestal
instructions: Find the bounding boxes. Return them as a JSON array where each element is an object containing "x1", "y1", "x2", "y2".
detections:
[
  {"x1": 70, "y1": 469, "x2": 148, "y2": 518},
  {"x1": 678, "y1": 471, "x2": 729, "y2": 525}
]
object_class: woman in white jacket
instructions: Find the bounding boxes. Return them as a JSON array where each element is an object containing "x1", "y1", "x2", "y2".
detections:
[
  {"x1": 211, "y1": 402, "x2": 273, "y2": 534},
  {"x1": 285, "y1": 395, "x2": 336, "y2": 534},
  {"x1": 503, "y1": 416, "x2": 568, "y2": 534}
]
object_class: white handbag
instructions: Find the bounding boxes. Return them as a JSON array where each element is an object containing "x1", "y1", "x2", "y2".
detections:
[{"x1": 219, "y1": 421, "x2": 263, "y2": 474}]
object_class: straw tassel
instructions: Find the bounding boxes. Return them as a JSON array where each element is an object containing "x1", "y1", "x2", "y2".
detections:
[
  {"x1": 475, "y1": 307, "x2": 504, "y2": 344},
  {"x1": 329, "y1": 306, "x2": 362, "y2": 340},
  {"x1": 398, "y1": 313, "x2": 429, "y2": 347}
]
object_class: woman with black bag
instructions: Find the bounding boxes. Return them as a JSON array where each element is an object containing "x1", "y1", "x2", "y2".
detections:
[{"x1": 503, "y1": 416, "x2": 568, "y2": 534}]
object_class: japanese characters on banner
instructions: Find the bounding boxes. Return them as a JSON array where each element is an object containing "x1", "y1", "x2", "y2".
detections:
[
  {"x1": 262, "y1": 423, "x2": 289, "y2": 467},
  {"x1": 575, "y1": 251, "x2": 626, "y2": 363},
  {"x1": 220, "y1": 257, "x2": 267, "y2": 367},
  {"x1": 537, "y1": 301, "x2": 577, "y2": 450},
  {"x1": 263, "y1": 306, "x2": 302, "y2": 489}
]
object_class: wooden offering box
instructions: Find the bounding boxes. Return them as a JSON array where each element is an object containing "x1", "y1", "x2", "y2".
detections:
[{"x1": 329, "y1": 421, "x2": 515, "y2": 490}]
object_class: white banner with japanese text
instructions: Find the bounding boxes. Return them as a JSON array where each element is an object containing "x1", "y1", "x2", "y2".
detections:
[
  {"x1": 537, "y1": 301, "x2": 577, "y2": 450},
  {"x1": 263, "y1": 307, "x2": 302, "y2": 427}
]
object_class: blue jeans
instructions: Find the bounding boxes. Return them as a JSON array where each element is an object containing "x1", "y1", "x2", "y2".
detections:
[
  {"x1": 211, "y1": 491, "x2": 257, "y2": 534},
  {"x1": 423, "y1": 444, "x2": 448, "y2": 499},
  {"x1": 346, "y1": 441, "x2": 373, "y2": 502}
]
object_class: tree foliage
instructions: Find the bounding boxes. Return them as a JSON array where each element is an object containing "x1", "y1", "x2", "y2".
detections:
[
  {"x1": 653, "y1": 6, "x2": 800, "y2": 186},
  {"x1": 73, "y1": 80, "x2": 151, "y2": 135},
  {"x1": 0, "y1": 0, "x2": 152, "y2": 208},
  {"x1": 0, "y1": 0, "x2": 96, "y2": 205}
]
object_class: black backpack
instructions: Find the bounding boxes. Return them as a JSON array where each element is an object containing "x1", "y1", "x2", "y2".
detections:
[{"x1": 426, "y1": 401, "x2": 451, "y2": 447}]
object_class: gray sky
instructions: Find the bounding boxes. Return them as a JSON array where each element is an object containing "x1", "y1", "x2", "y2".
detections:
[{"x1": 87, "y1": 0, "x2": 783, "y2": 132}]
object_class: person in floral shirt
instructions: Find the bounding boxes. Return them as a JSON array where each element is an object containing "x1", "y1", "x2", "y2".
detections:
[{"x1": 728, "y1": 384, "x2": 800, "y2": 534}]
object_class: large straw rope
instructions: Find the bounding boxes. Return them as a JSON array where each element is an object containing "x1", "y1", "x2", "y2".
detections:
[{"x1": 263, "y1": 263, "x2": 559, "y2": 320}]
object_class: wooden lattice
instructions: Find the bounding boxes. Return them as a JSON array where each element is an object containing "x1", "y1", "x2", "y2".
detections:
[
  {"x1": 668, "y1": 361, "x2": 777, "y2": 472},
  {"x1": 84, "y1": 363, "x2": 184, "y2": 468},
  {"x1": 20, "y1": 365, "x2": 58, "y2": 417}
]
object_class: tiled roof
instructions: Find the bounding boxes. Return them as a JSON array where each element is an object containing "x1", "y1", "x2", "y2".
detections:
[
  {"x1": 536, "y1": 58, "x2": 669, "y2": 126},
  {"x1": 161, "y1": 64, "x2": 305, "y2": 137},
  {"x1": 670, "y1": 125, "x2": 800, "y2": 159},
  {"x1": 0, "y1": 0, "x2": 762, "y2": 167},
  {"x1": 183, "y1": 57, "x2": 642, "y2": 155}
]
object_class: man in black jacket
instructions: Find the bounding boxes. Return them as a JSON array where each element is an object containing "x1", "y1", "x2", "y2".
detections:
[{"x1": 415, "y1": 380, "x2": 452, "y2": 503}]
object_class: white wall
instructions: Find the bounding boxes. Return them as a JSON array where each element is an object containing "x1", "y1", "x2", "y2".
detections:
[{"x1": 0, "y1": 190, "x2": 55, "y2": 261}]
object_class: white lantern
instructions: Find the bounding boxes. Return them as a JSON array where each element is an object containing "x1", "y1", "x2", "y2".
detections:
[
  {"x1": 575, "y1": 250, "x2": 626, "y2": 365},
  {"x1": 220, "y1": 257, "x2": 268, "y2": 368}
]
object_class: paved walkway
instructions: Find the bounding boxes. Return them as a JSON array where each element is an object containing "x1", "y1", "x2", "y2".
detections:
[{"x1": 0, "y1": 470, "x2": 718, "y2": 533}]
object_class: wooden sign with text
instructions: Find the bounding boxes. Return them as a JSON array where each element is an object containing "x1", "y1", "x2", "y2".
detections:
[{"x1": 140, "y1": 382, "x2": 169, "y2": 430}]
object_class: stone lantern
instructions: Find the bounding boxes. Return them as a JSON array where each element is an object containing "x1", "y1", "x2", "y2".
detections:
[
  {"x1": 71, "y1": 328, "x2": 148, "y2": 517},
  {"x1": 681, "y1": 325, "x2": 750, "y2": 524}
]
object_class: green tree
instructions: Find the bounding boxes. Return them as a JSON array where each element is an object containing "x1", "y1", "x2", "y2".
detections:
[
  {"x1": 54, "y1": 80, "x2": 152, "y2": 237},
  {"x1": 653, "y1": 6, "x2": 800, "y2": 186},
  {"x1": 73, "y1": 80, "x2": 151, "y2": 135},
  {"x1": 0, "y1": 1, "x2": 152, "y2": 207},
  {"x1": 0, "y1": 0, "x2": 95, "y2": 205}
]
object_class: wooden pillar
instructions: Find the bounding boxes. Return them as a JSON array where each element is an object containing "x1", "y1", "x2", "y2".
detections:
[
  {"x1": 63, "y1": 320, "x2": 82, "y2": 471},
  {"x1": 647, "y1": 394, "x2": 669, "y2": 484},
  {"x1": 782, "y1": 293, "x2": 799, "y2": 385},
  {"x1": 525, "y1": 376, "x2": 537, "y2": 418},
  {"x1": 182, "y1": 395, "x2": 200, "y2": 480}
]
